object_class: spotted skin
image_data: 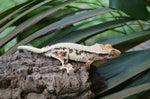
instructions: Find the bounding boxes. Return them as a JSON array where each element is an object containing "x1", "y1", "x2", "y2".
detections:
[
  {"x1": 17, "y1": 43, "x2": 121, "y2": 73},
  {"x1": 43, "y1": 47, "x2": 109, "y2": 72}
]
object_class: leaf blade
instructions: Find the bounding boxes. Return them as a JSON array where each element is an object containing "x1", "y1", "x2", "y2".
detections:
[
  {"x1": 0, "y1": 0, "x2": 79, "y2": 49},
  {"x1": 0, "y1": 0, "x2": 50, "y2": 33},
  {"x1": 101, "y1": 29, "x2": 150, "y2": 52},
  {"x1": 3, "y1": 7, "x2": 114, "y2": 55},
  {"x1": 109, "y1": 0, "x2": 150, "y2": 20},
  {"x1": 96, "y1": 49, "x2": 150, "y2": 96},
  {"x1": 102, "y1": 83, "x2": 150, "y2": 99},
  {"x1": 0, "y1": 0, "x2": 35, "y2": 25},
  {"x1": 54, "y1": 18, "x2": 134, "y2": 43}
]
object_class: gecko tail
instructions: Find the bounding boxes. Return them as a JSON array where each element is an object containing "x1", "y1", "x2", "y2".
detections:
[{"x1": 17, "y1": 46, "x2": 44, "y2": 53}]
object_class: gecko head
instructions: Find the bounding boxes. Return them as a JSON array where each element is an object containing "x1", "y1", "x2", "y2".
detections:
[
  {"x1": 104, "y1": 44, "x2": 121, "y2": 58},
  {"x1": 91, "y1": 43, "x2": 121, "y2": 59}
]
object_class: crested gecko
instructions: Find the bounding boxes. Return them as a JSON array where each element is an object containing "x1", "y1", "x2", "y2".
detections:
[{"x1": 17, "y1": 43, "x2": 121, "y2": 73}]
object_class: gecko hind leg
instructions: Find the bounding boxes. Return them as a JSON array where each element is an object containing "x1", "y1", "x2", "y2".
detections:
[
  {"x1": 59, "y1": 63, "x2": 73, "y2": 73},
  {"x1": 49, "y1": 53, "x2": 73, "y2": 73}
]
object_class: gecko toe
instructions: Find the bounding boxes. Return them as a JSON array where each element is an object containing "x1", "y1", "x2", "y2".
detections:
[{"x1": 58, "y1": 64, "x2": 74, "y2": 73}]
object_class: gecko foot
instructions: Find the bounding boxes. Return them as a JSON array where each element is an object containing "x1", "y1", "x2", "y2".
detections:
[{"x1": 59, "y1": 63, "x2": 74, "y2": 73}]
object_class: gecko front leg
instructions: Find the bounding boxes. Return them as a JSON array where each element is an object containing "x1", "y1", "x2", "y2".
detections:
[
  {"x1": 44, "y1": 49, "x2": 73, "y2": 73},
  {"x1": 85, "y1": 60, "x2": 94, "y2": 71}
]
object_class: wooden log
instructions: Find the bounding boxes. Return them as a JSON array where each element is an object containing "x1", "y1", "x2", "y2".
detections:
[{"x1": 0, "y1": 52, "x2": 106, "y2": 99}]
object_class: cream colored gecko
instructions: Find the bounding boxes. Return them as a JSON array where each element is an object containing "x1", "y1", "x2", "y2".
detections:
[{"x1": 17, "y1": 43, "x2": 121, "y2": 73}]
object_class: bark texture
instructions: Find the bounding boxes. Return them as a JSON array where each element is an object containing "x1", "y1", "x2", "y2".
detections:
[{"x1": 0, "y1": 52, "x2": 92, "y2": 99}]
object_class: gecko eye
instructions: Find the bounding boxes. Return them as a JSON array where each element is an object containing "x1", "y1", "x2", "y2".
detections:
[{"x1": 110, "y1": 50, "x2": 115, "y2": 56}]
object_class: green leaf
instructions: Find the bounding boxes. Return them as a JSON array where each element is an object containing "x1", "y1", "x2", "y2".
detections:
[
  {"x1": 3, "y1": 7, "x2": 114, "y2": 55},
  {"x1": 96, "y1": 49, "x2": 150, "y2": 97},
  {"x1": 0, "y1": 0, "x2": 50, "y2": 33},
  {"x1": 101, "y1": 29, "x2": 150, "y2": 52},
  {"x1": 17, "y1": 7, "x2": 83, "y2": 46},
  {"x1": 125, "y1": 71, "x2": 150, "y2": 89},
  {"x1": 109, "y1": 0, "x2": 150, "y2": 20},
  {"x1": 38, "y1": 21, "x2": 89, "y2": 47},
  {"x1": 53, "y1": 18, "x2": 133, "y2": 43},
  {"x1": 101, "y1": 83, "x2": 150, "y2": 99},
  {"x1": 0, "y1": 0, "x2": 79, "y2": 49},
  {"x1": 40, "y1": 19, "x2": 132, "y2": 47},
  {"x1": 0, "y1": 1, "x2": 32, "y2": 19},
  {"x1": 0, "y1": 0, "x2": 35, "y2": 25}
]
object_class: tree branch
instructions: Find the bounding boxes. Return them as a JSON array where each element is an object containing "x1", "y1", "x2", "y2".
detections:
[{"x1": 0, "y1": 52, "x2": 106, "y2": 99}]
